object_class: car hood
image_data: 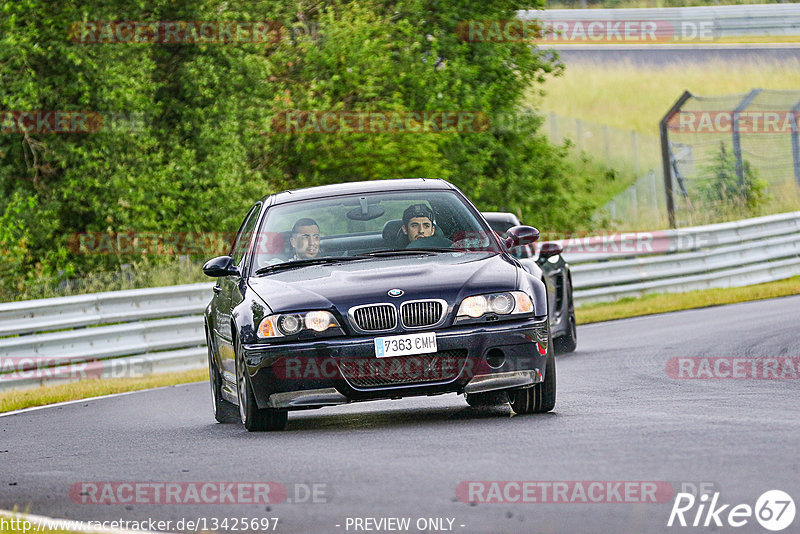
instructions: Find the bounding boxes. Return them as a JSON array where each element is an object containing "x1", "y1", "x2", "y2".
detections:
[{"x1": 247, "y1": 252, "x2": 520, "y2": 315}]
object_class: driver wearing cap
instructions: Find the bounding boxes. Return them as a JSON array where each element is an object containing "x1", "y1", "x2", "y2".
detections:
[
  {"x1": 401, "y1": 204, "x2": 451, "y2": 248},
  {"x1": 402, "y1": 204, "x2": 436, "y2": 242}
]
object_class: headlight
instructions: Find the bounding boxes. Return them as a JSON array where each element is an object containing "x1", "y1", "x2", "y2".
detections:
[
  {"x1": 305, "y1": 310, "x2": 333, "y2": 332},
  {"x1": 258, "y1": 311, "x2": 339, "y2": 338},
  {"x1": 457, "y1": 291, "x2": 533, "y2": 319},
  {"x1": 277, "y1": 314, "x2": 303, "y2": 335},
  {"x1": 460, "y1": 295, "x2": 488, "y2": 318}
]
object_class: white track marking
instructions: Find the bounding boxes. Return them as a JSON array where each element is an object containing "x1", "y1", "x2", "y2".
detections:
[{"x1": 0, "y1": 382, "x2": 204, "y2": 418}]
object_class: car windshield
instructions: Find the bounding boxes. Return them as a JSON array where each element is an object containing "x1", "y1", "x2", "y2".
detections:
[{"x1": 251, "y1": 189, "x2": 500, "y2": 271}]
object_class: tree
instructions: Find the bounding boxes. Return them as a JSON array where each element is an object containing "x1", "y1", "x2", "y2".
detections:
[{"x1": 0, "y1": 0, "x2": 589, "y2": 298}]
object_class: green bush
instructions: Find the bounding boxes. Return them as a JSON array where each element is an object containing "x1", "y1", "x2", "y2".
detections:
[
  {"x1": 696, "y1": 142, "x2": 769, "y2": 215},
  {"x1": 0, "y1": 0, "x2": 597, "y2": 301}
]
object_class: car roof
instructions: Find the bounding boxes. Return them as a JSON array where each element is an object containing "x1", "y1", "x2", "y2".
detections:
[
  {"x1": 265, "y1": 178, "x2": 455, "y2": 205},
  {"x1": 481, "y1": 211, "x2": 521, "y2": 226}
]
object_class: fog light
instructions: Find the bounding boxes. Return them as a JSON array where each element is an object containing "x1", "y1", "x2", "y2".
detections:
[{"x1": 485, "y1": 349, "x2": 505, "y2": 368}]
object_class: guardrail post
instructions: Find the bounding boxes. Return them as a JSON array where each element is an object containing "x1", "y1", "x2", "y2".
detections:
[
  {"x1": 791, "y1": 101, "x2": 800, "y2": 189},
  {"x1": 732, "y1": 89, "x2": 762, "y2": 185},
  {"x1": 649, "y1": 170, "x2": 659, "y2": 216},
  {"x1": 660, "y1": 90, "x2": 693, "y2": 229}
]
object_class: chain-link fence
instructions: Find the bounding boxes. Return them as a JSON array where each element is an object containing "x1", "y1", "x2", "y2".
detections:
[
  {"x1": 662, "y1": 89, "x2": 800, "y2": 228},
  {"x1": 543, "y1": 112, "x2": 667, "y2": 229}
]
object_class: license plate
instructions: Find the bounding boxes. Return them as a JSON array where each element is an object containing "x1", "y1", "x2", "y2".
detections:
[{"x1": 374, "y1": 332, "x2": 437, "y2": 358}]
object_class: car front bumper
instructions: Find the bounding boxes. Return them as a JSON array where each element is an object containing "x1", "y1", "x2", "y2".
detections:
[{"x1": 242, "y1": 317, "x2": 549, "y2": 410}]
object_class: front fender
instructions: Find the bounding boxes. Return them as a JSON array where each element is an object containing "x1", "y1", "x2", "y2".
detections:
[
  {"x1": 521, "y1": 273, "x2": 548, "y2": 319},
  {"x1": 232, "y1": 286, "x2": 272, "y2": 346}
]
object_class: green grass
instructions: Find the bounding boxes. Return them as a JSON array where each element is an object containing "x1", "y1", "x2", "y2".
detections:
[
  {"x1": 532, "y1": 59, "x2": 800, "y2": 136},
  {"x1": 577, "y1": 275, "x2": 800, "y2": 324},
  {"x1": 533, "y1": 58, "x2": 800, "y2": 228},
  {"x1": 0, "y1": 369, "x2": 207, "y2": 413}
]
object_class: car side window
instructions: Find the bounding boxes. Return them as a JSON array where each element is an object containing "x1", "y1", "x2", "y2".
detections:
[
  {"x1": 514, "y1": 245, "x2": 533, "y2": 259},
  {"x1": 231, "y1": 203, "x2": 262, "y2": 266}
]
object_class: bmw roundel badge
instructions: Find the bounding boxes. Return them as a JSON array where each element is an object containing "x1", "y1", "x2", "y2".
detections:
[{"x1": 388, "y1": 289, "x2": 404, "y2": 297}]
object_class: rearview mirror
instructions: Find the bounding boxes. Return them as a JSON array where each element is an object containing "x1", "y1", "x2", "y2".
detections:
[
  {"x1": 504, "y1": 225, "x2": 539, "y2": 249},
  {"x1": 538, "y1": 242, "x2": 564, "y2": 259},
  {"x1": 347, "y1": 205, "x2": 386, "y2": 221},
  {"x1": 203, "y1": 255, "x2": 240, "y2": 277}
]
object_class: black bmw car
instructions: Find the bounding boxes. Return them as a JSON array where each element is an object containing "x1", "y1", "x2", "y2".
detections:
[
  {"x1": 482, "y1": 212, "x2": 577, "y2": 354},
  {"x1": 203, "y1": 178, "x2": 555, "y2": 431}
]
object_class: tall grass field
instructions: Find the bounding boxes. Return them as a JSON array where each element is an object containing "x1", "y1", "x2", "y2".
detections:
[
  {"x1": 531, "y1": 57, "x2": 800, "y2": 228},
  {"x1": 532, "y1": 58, "x2": 800, "y2": 135}
]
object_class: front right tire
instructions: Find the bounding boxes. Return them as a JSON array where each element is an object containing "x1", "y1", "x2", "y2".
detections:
[
  {"x1": 207, "y1": 329, "x2": 238, "y2": 423},
  {"x1": 235, "y1": 336, "x2": 288, "y2": 431}
]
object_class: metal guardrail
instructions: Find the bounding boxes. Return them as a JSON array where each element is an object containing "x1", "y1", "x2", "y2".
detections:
[
  {"x1": 563, "y1": 211, "x2": 800, "y2": 264},
  {"x1": 567, "y1": 211, "x2": 800, "y2": 303},
  {"x1": 0, "y1": 284, "x2": 212, "y2": 392},
  {"x1": 1, "y1": 212, "x2": 799, "y2": 391},
  {"x1": 519, "y1": 4, "x2": 800, "y2": 37},
  {"x1": 0, "y1": 283, "x2": 212, "y2": 337}
]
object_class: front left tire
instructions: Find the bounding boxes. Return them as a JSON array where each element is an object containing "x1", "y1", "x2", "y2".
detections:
[{"x1": 509, "y1": 332, "x2": 556, "y2": 414}]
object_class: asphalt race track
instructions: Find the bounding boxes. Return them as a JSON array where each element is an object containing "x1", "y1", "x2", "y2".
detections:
[
  {"x1": 549, "y1": 44, "x2": 800, "y2": 65},
  {"x1": 2, "y1": 295, "x2": 799, "y2": 533}
]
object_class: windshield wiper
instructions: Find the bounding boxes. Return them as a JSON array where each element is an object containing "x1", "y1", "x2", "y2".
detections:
[
  {"x1": 364, "y1": 248, "x2": 455, "y2": 256},
  {"x1": 254, "y1": 257, "x2": 365, "y2": 275}
]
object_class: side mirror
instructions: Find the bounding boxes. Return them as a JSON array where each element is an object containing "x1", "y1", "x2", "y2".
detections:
[
  {"x1": 538, "y1": 242, "x2": 564, "y2": 259},
  {"x1": 203, "y1": 255, "x2": 240, "y2": 277},
  {"x1": 504, "y1": 225, "x2": 539, "y2": 249}
]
